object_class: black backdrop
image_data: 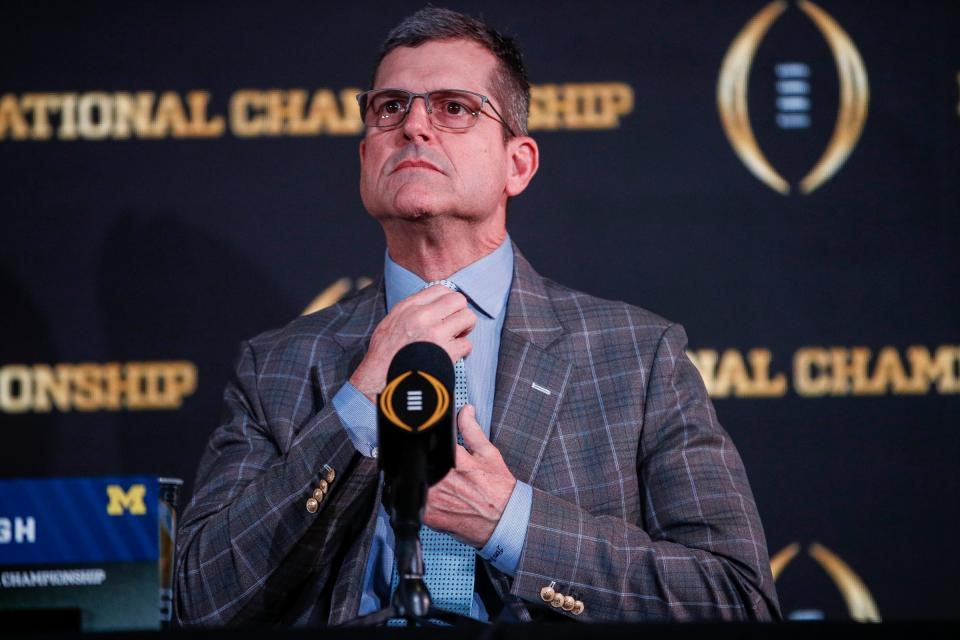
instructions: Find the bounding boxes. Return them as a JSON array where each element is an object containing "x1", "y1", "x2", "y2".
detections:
[{"x1": 2, "y1": 0, "x2": 958, "y2": 621}]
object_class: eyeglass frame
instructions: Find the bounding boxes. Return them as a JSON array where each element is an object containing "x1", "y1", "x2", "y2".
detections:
[{"x1": 355, "y1": 88, "x2": 517, "y2": 138}]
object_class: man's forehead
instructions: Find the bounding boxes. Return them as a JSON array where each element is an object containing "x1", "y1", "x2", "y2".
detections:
[{"x1": 373, "y1": 39, "x2": 498, "y2": 93}]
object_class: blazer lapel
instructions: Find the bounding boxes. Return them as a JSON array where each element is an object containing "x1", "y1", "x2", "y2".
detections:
[
  {"x1": 299, "y1": 275, "x2": 388, "y2": 418},
  {"x1": 332, "y1": 275, "x2": 386, "y2": 354},
  {"x1": 490, "y1": 248, "x2": 572, "y2": 485}
]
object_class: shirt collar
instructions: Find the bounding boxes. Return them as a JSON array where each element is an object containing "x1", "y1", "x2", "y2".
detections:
[{"x1": 384, "y1": 236, "x2": 514, "y2": 319}]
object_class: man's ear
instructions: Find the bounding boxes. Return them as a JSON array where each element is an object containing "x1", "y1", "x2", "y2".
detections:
[
  {"x1": 359, "y1": 138, "x2": 366, "y2": 164},
  {"x1": 505, "y1": 136, "x2": 539, "y2": 197}
]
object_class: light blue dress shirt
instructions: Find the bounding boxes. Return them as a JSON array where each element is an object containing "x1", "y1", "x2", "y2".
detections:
[{"x1": 332, "y1": 237, "x2": 533, "y2": 620}]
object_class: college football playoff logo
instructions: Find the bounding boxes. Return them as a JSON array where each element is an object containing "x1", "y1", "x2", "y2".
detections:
[
  {"x1": 717, "y1": 1, "x2": 869, "y2": 194},
  {"x1": 771, "y1": 542, "x2": 881, "y2": 621},
  {"x1": 379, "y1": 370, "x2": 450, "y2": 433}
]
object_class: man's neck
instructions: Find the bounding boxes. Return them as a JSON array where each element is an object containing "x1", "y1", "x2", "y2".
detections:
[{"x1": 382, "y1": 217, "x2": 507, "y2": 282}]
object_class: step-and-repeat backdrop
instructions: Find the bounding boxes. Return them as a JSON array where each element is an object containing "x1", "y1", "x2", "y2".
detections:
[{"x1": 2, "y1": 0, "x2": 958, "y2": 621}]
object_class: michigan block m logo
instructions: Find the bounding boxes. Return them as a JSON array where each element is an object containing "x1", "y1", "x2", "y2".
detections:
[{"x1": 106, "y1": 484, "x2": 147, "y2": 516}]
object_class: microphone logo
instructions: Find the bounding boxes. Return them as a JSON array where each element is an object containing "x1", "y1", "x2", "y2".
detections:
[{"x1": 379, "y1": 370, "x2": 450, "y2": 433}]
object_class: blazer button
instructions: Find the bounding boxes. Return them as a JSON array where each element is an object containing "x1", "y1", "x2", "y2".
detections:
[
  {"x1": 572, "y1": 601, "x2": 584, "y2": 615},
  {"x1": 539, "y1": 581, "x2": 556, "y2": 602},
  {"x1": 325, "y1": 467, "x2": 336, "y2": 483},
  {"x1": 562, "y1": 595, "x2": 575, "y2": 611},
  {"x1": 312, "y1": 488, "x2": 325, "y2": 501},
  {"x1": 318, "y1": 479, "x2": 329, "y2": 493},
  {"x1": 305, "y1": 498, "x2": 319, "y2": 513},
  {"x1": 551, "y1": 593, "x2": 564, "y2": 608}
]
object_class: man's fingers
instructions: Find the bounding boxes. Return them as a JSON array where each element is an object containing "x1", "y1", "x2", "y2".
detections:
[
  {"x1": 441, "y1": 307, "x2": 477, "y2": 339},
  {"x1": 454, "y1": 443, "x2": 474, "y2": 468},
  {"x1": 457, "y1": 405, "x2": 491, "y2": 455},
  {"x1": 419, "y1": 287, "x2": 467, "y2": 314},
  {"x1": 448, "y1": 337, "x2": 473, "y2": 362},
  {"x1": 352, "y1": 287, "x2": 469, "y2": 401},
  {"x1": 413, "y1": 292, "x2": 468, "y2": 329}
]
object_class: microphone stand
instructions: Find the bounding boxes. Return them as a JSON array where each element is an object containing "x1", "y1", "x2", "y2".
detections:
[
  {"x1": 342, "y1": 482, "x2": 481, "y2": 628},
  {"x1": 343, "y1": 352, "x2": 480, "y2": 628}
]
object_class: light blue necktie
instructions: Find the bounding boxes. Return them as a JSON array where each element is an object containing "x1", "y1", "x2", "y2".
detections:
[{"x1": 390, "y1": 279, "x2": 476, "y2": 621}]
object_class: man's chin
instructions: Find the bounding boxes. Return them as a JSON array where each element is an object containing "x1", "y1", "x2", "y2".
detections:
[
  {"x1": 389, "y1": 206, "x2": 442, "y2": 222},
  {"x1": 389, "y1": 191, "x2": 452, "y2": 221}
]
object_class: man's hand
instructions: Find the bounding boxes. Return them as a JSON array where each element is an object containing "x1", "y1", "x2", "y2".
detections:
[
  {"x1": 350, "y1": 284, "x2": 476, "y2": 402},
  {"x1": 424, "y1": 405, "x2": 517, "y2": 548}
]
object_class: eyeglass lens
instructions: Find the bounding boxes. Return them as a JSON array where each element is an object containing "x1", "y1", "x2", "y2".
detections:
[{"x1": 362, "y1": 90, "x2": 485, "y2": 129}]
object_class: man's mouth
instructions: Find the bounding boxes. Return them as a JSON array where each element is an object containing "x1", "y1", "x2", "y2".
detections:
[{"x1": 392, "y1": 159, "x2": 443, "y2": 174}]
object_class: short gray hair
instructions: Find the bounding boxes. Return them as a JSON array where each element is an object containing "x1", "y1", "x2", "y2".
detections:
[{"x1": 373, "y1": 7, "x2": 530, "y2": 138}]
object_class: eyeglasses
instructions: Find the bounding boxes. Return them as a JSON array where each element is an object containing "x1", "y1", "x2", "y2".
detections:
[{"x1": 356, "y1": 88, "x2": 516, "y2": 137}]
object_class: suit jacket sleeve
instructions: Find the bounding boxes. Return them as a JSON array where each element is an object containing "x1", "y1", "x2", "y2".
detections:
[
  {"x1": 509, "y1": 323, "x2": 781, "y2": 621},
  {"x1": 174, "y1": 338, "x2": 374, "y2": 627}
]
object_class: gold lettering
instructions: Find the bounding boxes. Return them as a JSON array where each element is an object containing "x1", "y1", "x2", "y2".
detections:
[
  {"x1": 113, "y1": 92, "x2": 156, "y2": 139},
  {"x1": 140, "y1": 363, "x2": 163, "y2": 408},
  {"x1": 687, "y1": 349, "x2": 719, "y2": 395},
  {"x1": 685, "y1": 348, "x2": 785, "y2": 398},
  {"x1": 77, "y1": 92, "x2": 112, "y2": 140},
  {"x1": 122, "y1": 362, "x2": 146, "y2": 409},
  {"x1": 335, "y1": 88, "x2": 364, "y2": 134},
  {"x1": 794, "y1": 347, "x2": 830, "y2": 396},
  {"x1": 557, "y1": 84, "x2": 587, "y2": 129},
  {"x1": 229, "y1": 88, "x2": 363, "y2": 137},
  {"x1": 184, "y1": 91, "x2": 224, "y2": 137},
  {"x1": 301, "y1": 88, "x2": 362, "y2": 135},
  {"x1": 792, "y1": 346, "x2": 959, "y2": 397},
  {"x1": 906, "y1": 345, "x2": 960, "y2": 393},
  {"x1": 0, "y1": 362, "x2": 200, "y2": 412},
  {"x1": 72, "y1": 363, "x2": 104, "y2": 411},
  {"x1": 865, "y1": 346, "x2": 910, "y2": 394},
  {"x1": 150, "y1": 91, "x2": 191, "y2": 137},
  {"x1": 58, "y1": 93, "x2": 78, "y2": 140},
  {"x1": 7, "y1": 84, "x2": 647, "y2": 140},
  {"x1": 20, "y1": 93, "x2": 61, "y2": 140},
  {"x1": 829, "y1": 347, "x2": 872, "y2": 395},
  {"x1": 0, "y1": 365, "x2": 32, "y2": 413},
  {"x1": 230, "y1": 90, "x2": 265, "y2": 137},
  {"x1": 745, "y1": 349, "x2": 788, "y2": 396},
  {"x1": 265, "y1": 89, "x2": 308, "y2": 135},
  {"x1": 528, "y1": 84, "x2": 560, "y2": 130},
  {"x1": 714, "y1": 349, "x2": 754, "y2": 397},
  {"x1": 0, "y1": 94, "x2": 30, "y2": 140},
  {"x1": 529, "y1": 83, "x2": 634, "y2": 131},
  {"x1": 166, "y1": 361, "x2": 198, "y2": 408},
  {"x1": 101, "y1": 362, "x2": 122, "y2": 410},
  {"x1": 32, "y1": 364, "x2": 71, "y2": 412},
  {"x1": 302, "y1": 89, "x2": 339, "y2": 134}
]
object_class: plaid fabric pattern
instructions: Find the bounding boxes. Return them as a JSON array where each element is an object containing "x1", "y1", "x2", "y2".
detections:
[{"x1": 174, "y1": 244, "x2": 780, "y2": 626}]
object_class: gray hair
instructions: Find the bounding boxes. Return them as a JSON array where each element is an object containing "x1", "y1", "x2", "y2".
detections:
[{"x1": 373, "y1": 7, "x2": 530, "y2": 138}]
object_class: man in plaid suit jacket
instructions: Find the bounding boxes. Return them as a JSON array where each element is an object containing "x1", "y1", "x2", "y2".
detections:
[{"x1": 175, "y1": 8, "x2": 780, "y2": 626}]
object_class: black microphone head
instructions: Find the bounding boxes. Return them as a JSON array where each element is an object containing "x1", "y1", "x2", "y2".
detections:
[
  {"x1": 378, "y1": 342, "x2": 456, "y2": 489},
  {"x1": 386, "y1": 342, "x2": 455, "y2": 394}
]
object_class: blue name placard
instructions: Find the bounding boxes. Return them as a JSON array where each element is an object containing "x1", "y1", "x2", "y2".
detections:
[{"x1": 0, "y1": 476, "x2": 159, "y2": 565}]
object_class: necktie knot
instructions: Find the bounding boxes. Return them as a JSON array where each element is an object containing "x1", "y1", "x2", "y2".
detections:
[{"x1": 424, "y1": 279, "x2": 459, "y2": 293}]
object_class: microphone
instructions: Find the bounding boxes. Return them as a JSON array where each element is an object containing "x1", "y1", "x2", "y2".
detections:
[
  {"x1": 377, "y1": 341, "x2": 456, "y2": 616},
  {"x1": 378, "y1": 341, "x2": 456, "y2": 503}
]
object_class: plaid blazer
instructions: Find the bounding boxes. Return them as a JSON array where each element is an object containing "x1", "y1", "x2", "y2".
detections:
[{"x1": 175, "y1": 245, "x2": 781, "y2": 626}]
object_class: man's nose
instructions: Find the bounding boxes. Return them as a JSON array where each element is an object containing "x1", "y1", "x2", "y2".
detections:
[{"x1": 401, "y1": 95, "x2": 433, "y2": 139}]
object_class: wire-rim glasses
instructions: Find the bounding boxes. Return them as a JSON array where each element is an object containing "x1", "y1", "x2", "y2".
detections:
[{"x1": 356, "y1": 88, "x2": 516, "y2": 137}]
